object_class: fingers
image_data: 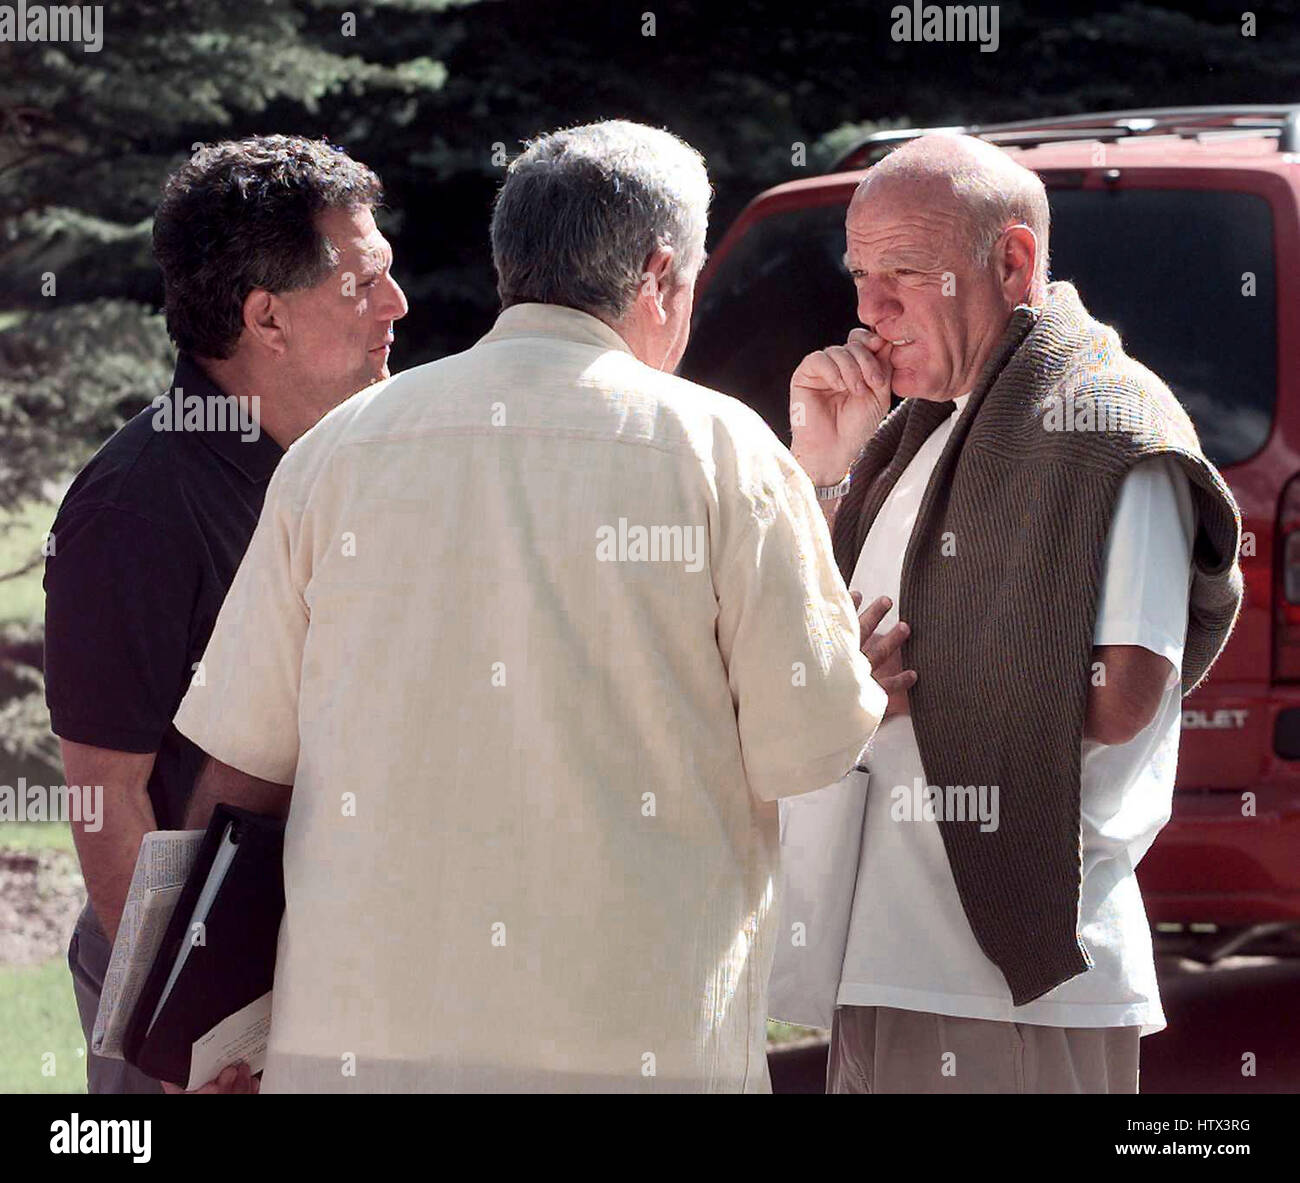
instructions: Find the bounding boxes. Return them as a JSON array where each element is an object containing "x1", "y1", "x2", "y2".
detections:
[
  {"x1": 225, "y1": 1062, "x2": 255, "y2": 1094},
  {"x1": 192, "y1": 1065, "x2": 237, "y2": 1094},
  {"x1": 850, "y1": 590, "x2": 863, "y2": 612},
  {"x1": 842, "y1": 335, "x2": 889, "y2": 395},
  {"x1": 874, "y1": 669, "x2": 918, "y2": 694},
  {"x1": 792, "y1": 348, "x2": 850, "y2": 394},
  {"x1": 848, "y1": 328, "x2": 893, "y2": 382},
  {"x1": 791, "y1": 333, "x2": 892, "y2": 429},
  {"x1": 795, "y1": 342, "x2": 884, "y2": 401},
  {"x1": 863, "y1": 619, "x2": 910, "y2": 667},
  {"x1": 852, "y1": 584, "x2": 917, "y2": 712},
  {"x1": 170, "y1": 1062, "x2": 256, "y2": 1094},
  {"x1": 824, "y1": 345, "x2": 871, "y2": 398},
  {"x1": 857, "y1": 594, "x2": 893, "y2": 639},
  {"x1": 849, "y1": 327, "x2": 885, "y2": 353}
]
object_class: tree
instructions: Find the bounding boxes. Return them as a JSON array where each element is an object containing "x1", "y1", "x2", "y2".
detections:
[
  {"x1": 0, "y1": 0, "x2": 463, "y2": 766},
  {"x1": 3, "y1": 0, "x2": 1299, "y2": 770}
]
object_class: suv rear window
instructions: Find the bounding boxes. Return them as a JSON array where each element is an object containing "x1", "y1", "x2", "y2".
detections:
[{"x1": 680, "y1": 187, "x2": 1276, "y2": 468}]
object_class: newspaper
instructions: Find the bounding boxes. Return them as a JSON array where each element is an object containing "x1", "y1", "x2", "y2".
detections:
[{"x1": 90, "y1": 829, "x2": 204, "y2": 1059}]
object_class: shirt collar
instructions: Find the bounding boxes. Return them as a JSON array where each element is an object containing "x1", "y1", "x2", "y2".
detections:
[
  {"x1": 478, "y1": 303, "x2": 636, "y2": 356},
  {"x1": 168, "y1": 354, "x2": 284, "y2": 483}
]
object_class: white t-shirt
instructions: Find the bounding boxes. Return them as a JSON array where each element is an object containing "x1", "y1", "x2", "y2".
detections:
[{"x1": 836, "y1": 394, "x2": 1195, "y2": 1034}]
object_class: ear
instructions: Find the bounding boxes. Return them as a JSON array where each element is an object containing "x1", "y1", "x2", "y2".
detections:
[
  {"x1": 998, "y1": 225, "x2": 1037, "y2": 305},
  {"x1": 636, "y1": 245, "x2": 676, "y2": 324},
  {"x1": 242, "y1": 288, "x2": 290, "y2": 355}
]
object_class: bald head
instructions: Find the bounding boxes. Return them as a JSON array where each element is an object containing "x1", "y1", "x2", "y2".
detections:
[
  {"x1": 841, "y1": 134, "x2": 1048, "y2": 402},
  {"x1": 852, "y1": 134, "x2": 1050, "y2": 300}
]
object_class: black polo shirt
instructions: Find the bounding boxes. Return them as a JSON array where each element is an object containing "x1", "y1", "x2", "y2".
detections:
[{"x1": 44, "y1": 353, "x2": 284, "y2": 830}]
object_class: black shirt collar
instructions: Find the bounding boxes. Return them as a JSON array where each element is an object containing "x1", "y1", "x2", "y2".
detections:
[{"x1": 169, "y1": 354, "x2": 284, "y2": 483}]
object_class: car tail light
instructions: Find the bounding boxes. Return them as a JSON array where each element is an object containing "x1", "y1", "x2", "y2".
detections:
[{"x1": 1276, "y1": 475, "x2": 1300, "y2": 678}]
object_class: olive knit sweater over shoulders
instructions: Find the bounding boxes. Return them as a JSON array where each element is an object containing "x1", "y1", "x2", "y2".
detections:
[{"x1": 832, "y1": 281, "x2": 1243, "y2": 1005}]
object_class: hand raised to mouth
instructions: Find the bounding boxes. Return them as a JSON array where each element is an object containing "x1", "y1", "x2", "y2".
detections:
[{"x1": 789, "y1": 328, "x2": 893, "y2": 487}]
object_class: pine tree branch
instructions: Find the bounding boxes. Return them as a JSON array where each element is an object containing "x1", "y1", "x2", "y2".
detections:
[{"x1": 0, "y1": 551, "x2": 43, "y2": 582}]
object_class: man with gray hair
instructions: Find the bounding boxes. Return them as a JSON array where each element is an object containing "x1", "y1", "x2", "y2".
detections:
[
  {"x1": 168, "y1": 120, "x2": 886, "y2": 1092},
  {"x1": 771, "y1": 134, "x2": 1242, "y2": 1092}
]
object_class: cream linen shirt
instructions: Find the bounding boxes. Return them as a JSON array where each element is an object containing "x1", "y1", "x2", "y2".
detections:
[{"x1": 174, "y1": 303, "x2": 884, "y2": 1093}]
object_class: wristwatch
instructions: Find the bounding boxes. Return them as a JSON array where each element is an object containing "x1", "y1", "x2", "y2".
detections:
[{"x1": 814, "y1": 471, "x2": 852, "y2": 501}]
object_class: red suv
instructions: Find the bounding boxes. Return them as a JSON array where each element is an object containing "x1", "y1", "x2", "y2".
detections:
[{"x1": 680, "y1": 105, "x2": 1299, "y2": 962}]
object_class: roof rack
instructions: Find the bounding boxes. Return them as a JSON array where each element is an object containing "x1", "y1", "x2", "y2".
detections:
[{"x1": 829, "y1": 104, "x2": 1300, "y2": 171}]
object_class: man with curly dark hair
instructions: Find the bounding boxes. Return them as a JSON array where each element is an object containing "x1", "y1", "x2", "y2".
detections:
[{"x1": 43, "y1": 134, "x2": 407, "y2": 1094}]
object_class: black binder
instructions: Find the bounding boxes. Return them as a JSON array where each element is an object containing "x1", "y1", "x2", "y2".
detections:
[{"x1": 122, "y1": 804, "x2": 285, "y2": 1086}]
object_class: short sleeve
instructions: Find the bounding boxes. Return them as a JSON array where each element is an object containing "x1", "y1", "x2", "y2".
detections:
[
  {"x1": 44, "y1": 507, "x2": 200, "y2": 752},
  {"x1": 715, "y1": 451, "x2": 886, "y2": 802},
  {"x1": 1093, "y1": 457, "x2": 1196, "y2": 672},
  {"x1": 173, "y1": 469, "x2": 307, "y2": 784}
]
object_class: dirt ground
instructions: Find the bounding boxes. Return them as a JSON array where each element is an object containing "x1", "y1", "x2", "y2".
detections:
[{"x1": 0, "y1": 848, "x2": 84, "y2": 966}]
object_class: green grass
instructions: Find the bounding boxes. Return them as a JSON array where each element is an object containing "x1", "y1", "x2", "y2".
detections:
[
  {"x1": 0, "y1": 810, "x2": 85, "y2": 1094},
  {"x1": 0, "y1": 499, "x2": 56, "y2": 625},
  {"x1": 0, "y1": 819, "x2": 76, "y2": 851},
  {"x1": 0, "y1": 957, "x2": 87, "y2": 1093},
  {"x1": 766, "y1": 1019, "x2": 825, "y2": 1045}
]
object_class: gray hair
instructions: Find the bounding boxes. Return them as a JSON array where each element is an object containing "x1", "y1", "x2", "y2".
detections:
[
  {"x1": 856, "y1": 134, "x2": 1051, "y2": 300},
  {"x1": 490, "y1": 120, "x2": 712, "y2": 320}
]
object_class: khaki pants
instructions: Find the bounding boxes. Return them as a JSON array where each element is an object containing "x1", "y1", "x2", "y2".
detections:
[
  {"x1": 68, "y1": 901, "x2": 162, "y2": 1095},
  {"x1": 827, "y1": 1005, "x2": 1140, "y2": 1094}
]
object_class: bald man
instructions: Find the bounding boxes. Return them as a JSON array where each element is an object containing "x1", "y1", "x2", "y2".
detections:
[{"x1": 771, "y1": 134, "x2": 1243, "y2": 1093}]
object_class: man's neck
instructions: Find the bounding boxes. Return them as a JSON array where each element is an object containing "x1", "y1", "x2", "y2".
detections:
[
  {"x1": 193, "y1": 354, "x2": 309, "y2": 450},
  {"x1": 601, "y1": 310, "x2": 669, "y2": 370}
]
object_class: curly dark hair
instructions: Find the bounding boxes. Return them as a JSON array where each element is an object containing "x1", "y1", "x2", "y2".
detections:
[{"x1": 152, "y1": 135, "x2": 384, "y2": 358}]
